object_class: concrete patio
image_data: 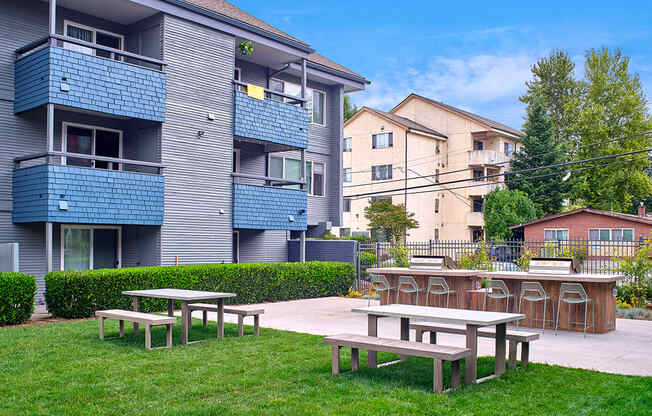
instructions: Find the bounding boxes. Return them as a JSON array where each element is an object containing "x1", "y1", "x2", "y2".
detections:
[{"x1": 182, "y1": 296, "x2": 652, "y2": 377}]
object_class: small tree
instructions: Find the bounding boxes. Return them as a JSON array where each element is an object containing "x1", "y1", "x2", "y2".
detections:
[
  {"x1": 615, "y1": 240, "x2": 652, "y2": 308},
  {"x1": 343, "y1": 95, "x2": 359, "y2": 121},
  {"x1": 483, "y1": 188, "x2": 539, "y2": 240},
  {"x1": 364, "y1": 199, "x2": 418, "y2": 267}
]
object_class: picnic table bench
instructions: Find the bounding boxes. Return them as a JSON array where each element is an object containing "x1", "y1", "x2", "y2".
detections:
[
  {"x1": 324, "y1": 334, "x2": 470, "y2": 393},
  {"x1": 96, "y1": 309, "x2": 175, "y2": 350},
  {"x1": 410, "y1": 322, "x2": 539, "y2": 368},
  {"x1": 188, "y1": 304, "x2": 264, "y2": 336}
]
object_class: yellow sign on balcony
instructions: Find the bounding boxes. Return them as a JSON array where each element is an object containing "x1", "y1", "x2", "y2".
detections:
[{"x1": 246, "y1": 84, "x2": 265, "y2": 101}]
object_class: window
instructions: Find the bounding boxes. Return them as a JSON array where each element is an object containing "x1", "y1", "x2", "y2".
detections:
[
  {"x1": 270, "y1": 157, "x2": 325, "y2": 196},
  {"x1": 472, "y1": 228, "x2": 484, "y2": 241},
  {"x1": 473, "y1": 140, "x2": 484, "y2": 150},
  {"x1": 435, "y1": 143, "x2": 441, "y2": 154},
  {"x1": 311, "y1": 90, "x2": 325, "y2": 125},
  {"x1": 473, "y1": 169, "x2": 484, "y2": 182},
  {"x1": 343, "y1": 168, "x2": 352, "y2": 183},
  {"x1": 310, "y1": 162, "x2": 325, "y2": 196},
  {"x1": 472, "y1": 198, "x2": 483, "y2": 213},
  {"x1": 234, "y1": 67, "x2": 241, "y2": 81},
  {"x1": 434, "y1": 228, "x2": 440, "y2": 241},
  {"x1": 589, "y1": 228, "x2": 634, "y2": 241},
  {"x1": 371, "y1": 196, "x2": 392, "y2": 203},
  {"x1": 371, "y1": 164, "x2": 393, "y2": 181},
  {"x1": 339, "y1": 228, "x2": 351, "y2": 238},
  {"x1": 343, "y1": 198, "x2": 351, "y2": 212},
  {"x1": 504, "y1": 142, "x2": 514, "y2": 157},
  {"x1": 372, "y1": 133, "x2": 393, "y2": 149},
  {"x1": 63, "y1": 123, "x2": 122, "y2": 170},
  {"x1": 343, "y1": 137, "x2": 352, "y2": 152},
  {"x1": 61, "y1": 225, "x2": 121, "y2": 271},
  {"x1": 435, "y1": 169, "x2": 440, "y2": 183},
  {"x1": 544, "y1": 229, "x2": 569, "y2": 241},
  {"x1": 434, "y1": 198, "x2": 440, "y2": 213},
  {"x1": 269, "y1": 79, "x2": 325, "y2": 124},
  {"x1": 64, "y1": 21, "x2": 124, "y2": 61}
]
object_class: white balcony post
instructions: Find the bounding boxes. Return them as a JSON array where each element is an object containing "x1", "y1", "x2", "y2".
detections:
[
  {"x1": 300, "y1": 149, "x2": 305, "y2": 191},
  {"x1": 300, "y1": 231, "x2": 306, "y2": 262},
  {"x1": 45, "y1": 222, "x2": 53, "y2": 272},
  {"x1": 49, "y1": 0, "x2": 56, "y2": 46},
  {"x1": 301, "y1": 58, "x2": 307, "y2": 109}
]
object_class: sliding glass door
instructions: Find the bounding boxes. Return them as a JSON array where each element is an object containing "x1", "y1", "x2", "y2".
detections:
[
  {"x1": 62, "y1": 226, "x2": 121, "y2": 271},
  {"x1": 64, "y1": 123, "x2": 122, "y2": 170}
]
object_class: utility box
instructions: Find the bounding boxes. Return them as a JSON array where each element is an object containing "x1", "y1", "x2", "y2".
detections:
[{"x1": 0, "y1": 243, "x2": 19, "y2": 272}]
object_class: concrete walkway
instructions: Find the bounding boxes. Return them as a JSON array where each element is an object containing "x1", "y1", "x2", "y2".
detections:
[{"x1": 181, "y1": 297, "x2": 652, "y2": 377}]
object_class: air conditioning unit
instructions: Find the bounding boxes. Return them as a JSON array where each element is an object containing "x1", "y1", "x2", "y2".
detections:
[{"x1": 0, "y1": 243, "x2": 19, "y2": 272}]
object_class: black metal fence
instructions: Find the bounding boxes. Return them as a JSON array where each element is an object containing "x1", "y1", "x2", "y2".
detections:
[{"x1": 355, "y1": 239, "x2": 643, "y2": 290}]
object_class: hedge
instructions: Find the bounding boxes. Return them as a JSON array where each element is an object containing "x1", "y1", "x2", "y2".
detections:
[
  {"x1": 45, "y1": 262, "x2": 356, "y2": 318},
  {"x1": 0, "y1": 272, "x2": 36, "y2": 325}
]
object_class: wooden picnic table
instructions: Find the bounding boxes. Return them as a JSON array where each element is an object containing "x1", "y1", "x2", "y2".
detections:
[
  {"x1": 352, "y1": 304, "x2": 525, "y2": 384},
  {"x1": 122, "y1": 289, "x2": 236, "y2": 345}
]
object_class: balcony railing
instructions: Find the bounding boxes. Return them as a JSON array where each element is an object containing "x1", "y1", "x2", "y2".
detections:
[
  {"x1": 233, "y1": 81, "x2": 309, "y2": 150},
  {"x1": 14, "y1": 35, "x2": 166, "y2": 122},
  {"x1": 466, "y1": 211, "x2": 485, "y2": 227},
  {"x1": 13, "y1": 152, "x2": 164, "y2": 226},
  {"x1": 468, "y1": 150, "x2": 510, "y2": 166},
  {"x1": 468, "y1": 181, "x2": 501, "y2": 196}
]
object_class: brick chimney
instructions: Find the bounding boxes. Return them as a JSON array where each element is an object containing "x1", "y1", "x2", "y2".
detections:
[{"x1": 638, "y1": 201, "x2": 646, "y2": 217}]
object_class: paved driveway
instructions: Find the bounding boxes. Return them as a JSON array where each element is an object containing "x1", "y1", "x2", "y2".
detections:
[{"x1": 182, "y1": 296, "x2": 652, "y2": 377}]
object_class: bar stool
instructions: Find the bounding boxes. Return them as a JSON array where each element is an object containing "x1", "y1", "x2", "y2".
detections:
[
  {"x1": 396, "y1": 276, "x2": 423, "y2": 305},
  {"x1": 517, "y1": 281, "x2": 554, "y2": 332},
  {"x1": 368, "y1": 275, "x2": 395, "y2": 306},
  {"x1": 426, "y1": 277, "x2": 458, "y2": 308},
  {"x1": 483, "y1": 279, "x2": 514, "y2": 312},
  {"x1": 555, "y1": 282, "x2": 594, "y2": 337}
]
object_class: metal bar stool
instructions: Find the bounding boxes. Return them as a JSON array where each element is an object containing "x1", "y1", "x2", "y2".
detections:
[
  {"x1": 483, "y1": 279, "x2": 514, "y2": 312},
  {"x1": 518, "y1": 281, "x2": 554, "y2": 332},
  {"x1": 368, "y1": 274, "x2": 395, "y2": 306},
  {"x1": 555, "y1": 282, "x2": 594, "y2": 337},
  {"x1": 426, "y1": 277, "x2": 458, "y2": 308},
  {"x1": 396, "y1": 276, "x2": 423, "y2": 305}
]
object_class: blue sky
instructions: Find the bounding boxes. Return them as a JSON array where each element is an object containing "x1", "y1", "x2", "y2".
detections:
[{"x1": 237, "y1": 0, "x2": 652, "y2": 130}]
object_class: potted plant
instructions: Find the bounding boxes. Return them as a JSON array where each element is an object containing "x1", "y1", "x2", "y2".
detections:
[{"x1": 239, "y1": 40, "x2": 253, "y2": 56}]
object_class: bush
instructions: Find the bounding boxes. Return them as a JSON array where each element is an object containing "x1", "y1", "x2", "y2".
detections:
[
  {"x1": 0, "y1": 273, "x2": 36, "y2": 325},
  {"x1": 342, "y1": 235, "x2": 372, "y2": 243},
  {"x1": 45, "y1": 262, "x2": 355, "y2": 318}
]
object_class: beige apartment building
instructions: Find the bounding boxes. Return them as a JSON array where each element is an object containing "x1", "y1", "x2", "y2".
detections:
[{"x1": 341, "y1": 93, "x2": 523, "y2": 241}]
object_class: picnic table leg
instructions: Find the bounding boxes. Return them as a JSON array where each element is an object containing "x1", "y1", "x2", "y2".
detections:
[
  {"x1": 400, "y1": 317, "x2": 410, "y2": 361},
  {"x1": 181, "y1": 300, "x2": 189, "y2": 345},
  {"x1": 99, "y1": 317, "x2": 105, "y2": 340},
  {"x1": 495, "y1": 323, "x2": 507, "y2": 375},
  {"x1": 119, "y1": 320, "x2": 124, "y2": 337},
  {"x1": 167, "y1": 299, "x2": 174, "y2": 317},
  {"x1": 465, "y1": 324, "x2": 478, "y2": 385},
  {"x1": 217, "y1": 299, "x2": 225, "y2": 338},
  {"x1": 368, "y1": 314, "x2": 378, "y2": 368},
  {"x1": 132, "y1": 297, "x2": 140, "y2": 333},
  {"x1": 508, "y1": 340, "x2": 518, "y2": 369}
]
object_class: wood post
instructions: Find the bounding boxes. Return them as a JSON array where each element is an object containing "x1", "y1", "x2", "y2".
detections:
[
  {"x1": 508, "y1": 340, "x2": 518, "y2": 369},
  {"x1": 145, "y1": 324, "x2": 152, "y2": 350},
  {"x1": 237, "y1": 315, "x2": 244, "y2": 337},
  {"x1": 167, "y1": 299, "x2": 174, "y2": 317},
  {"x1": 495, "y1": 323, "x2": 506, "y2": 375},
  {"x1": 521, "y1": 342, "x2": 530, "y2": 366},
  {"x1": 400, "y1": 317, "x2": 410, "y2": 361},
  {"x1": 119, "y1": 320, "x2": 124, "y2": 337},
  {"x1": 465, "y1": 324, "x2": 478, "y2": 385},
  {"x1": 429, "y1": 331, "x2": 437, "y2": 345},
  {"x1": 254, "y1": 315, "x2": 260, "y2": 336},
  {"x1": 450, "y1": 360, "x2": 461, "y2": 390},
  {"x1": 181, "y1": 301, "x2": 189, "y2": 344},
  {"x1": 415, "y1": 328, "x2": 423, "y2": 342},
  {"x1": 132, "y1": 297, "x2": 140, "y2": 332},
  {"x1": 433, "y1": 359, "x2": 443, "y2": 393},
  {"x1": 202, "y1": 311, "x2": 208, "y2": 327},
  {"x1": 368, "y1": 314, "x2": 378, "y2": 368},
  {"x1": 351, "y1": 348, "x2": 359, "y2": 371},
  {"x1": 166, "y1": 324, "x2": 172, "y2": 348},
  {"x1": 217, "y1": 299, "x2": 224, "y2": 338},
  {"x1": 98, "y1": 317, "x2": 104, "y2": 340},
  {"x1": 331, "y1": 345, "x2": 340, "y2": 375}
]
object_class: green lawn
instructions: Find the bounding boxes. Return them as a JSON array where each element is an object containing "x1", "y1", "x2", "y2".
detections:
[{"x1": 1, "y1": 317, "x2": 650, "y2": 415}]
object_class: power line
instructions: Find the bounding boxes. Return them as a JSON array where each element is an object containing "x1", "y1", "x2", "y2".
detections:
[
  {"x1": 344, "y1": 147, "x2": 652, "y2": 199},
  {"x1": 343, "y1": 131, "x2": 652, "y2": 189},
  {"x1": 347, "y1": 155, "x2": 649, "y2": 200}
]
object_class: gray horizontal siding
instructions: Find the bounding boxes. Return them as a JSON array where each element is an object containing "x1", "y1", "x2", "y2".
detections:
[{"x1": 237, "y1": 229, "x2": 288, "y2": 263}]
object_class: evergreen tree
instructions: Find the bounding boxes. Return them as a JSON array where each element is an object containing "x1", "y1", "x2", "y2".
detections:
[
  {"x1": 520, "y1": 50, "x2": 579, "y2": 146},
  {"x1": 343, "y1": 95, "x2": 358, "y2": 121},
  {"x1": 507, "y1": 95, "x2": 570, "y2": 215},
  {"x1": 571, "y1": 48, "x2": 652, "y2": 212}
]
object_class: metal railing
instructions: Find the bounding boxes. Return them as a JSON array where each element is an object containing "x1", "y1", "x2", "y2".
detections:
[
  {"x1": 355, "y1": 239, "x2": 645, "y2": 288},
  {"x1": 233, "y1": 80, "x2": 307, "y2": 106},
  {"x1": 15, "y1": 34, "x2": 167, "y2": 71},
  {"x1": 15, "y1": 152, "x2": 164, "y2": 175},
  {"x1": 231, "y1": 172, "x2": 305, "y2": 188}
]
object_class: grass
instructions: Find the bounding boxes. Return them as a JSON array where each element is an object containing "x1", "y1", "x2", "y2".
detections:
[{"x1": 1, "y1": 318, "x2": 651, "y2": 415}]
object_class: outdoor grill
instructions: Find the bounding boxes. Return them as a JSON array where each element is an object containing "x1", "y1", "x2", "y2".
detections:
[
  {"x1": 410, "y1": 255, "x2": 456, "y2": 270},
  {"x1": 527, "y1": 257, "x2": 579, "y2": 274}
]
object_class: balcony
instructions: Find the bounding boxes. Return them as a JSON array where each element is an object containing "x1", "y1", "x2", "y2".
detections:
[
  {"x1": 468, "y1": 181, "x2": 501, "y2": 197},
  {"x1": 232, "y1": 174, "x2": 307, "y2": 231},
  {"x1": 233, "y1": 82, "x2": 309, "y2": 150},
  {"x1": 467, "y1": 212, "x2": 485, "y2": 227},
  {"x1": 14, "y1": 36, "x2": 166, "y2": 122},
  {"x1": 468, "y1": 150, "x2": 510, "y2": 167},
  {"x1": 12, "y1": 153, "x2": 164, "y2": 226}
]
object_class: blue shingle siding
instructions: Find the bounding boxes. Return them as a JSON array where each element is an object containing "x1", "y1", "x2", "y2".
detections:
[
  {"x1": 233, "y1": 91, "x2": 309, "y2": 149},
  {"x1": 14, "y1": 47, "x2": 166, "y2": 122},
  {"x1": 13, "y1": 165, "x2": 164, "y2": 225},
  {"x1": 232, "y1": 183, "x2": 307, "y2": 231}
]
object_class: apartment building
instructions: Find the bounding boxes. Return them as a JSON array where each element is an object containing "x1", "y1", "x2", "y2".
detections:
[
  {"x1": 342, "y1": 94, "x2": 521, "y2": 241},
  {"x1": 1, "y1": 0, "x2": 368, "y2": 299}
]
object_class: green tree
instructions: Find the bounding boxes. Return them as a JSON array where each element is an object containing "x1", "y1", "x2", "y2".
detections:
[
  {"x1": 520, "y1": 50, "x2": 579, "y2": 145},
  {"x1": 483, "y1": 188, "x2": 539, "y2": 240},
  {"x1": 571, "y1": 48, "x2": 652, "y2": 212},
  {"x1": 343, "y1": 95, "x2": 358, "y2": 121},
  {"x1": 507, "y1": 95, "x2": 570, "y2": 215},
  {"x1": 364, "y1": 199, "x2": 418, "y2": 244}
]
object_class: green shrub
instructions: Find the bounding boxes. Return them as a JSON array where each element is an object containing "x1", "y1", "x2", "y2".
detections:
[
  {"x1": 45, "y1": 262, "x2": 355, "y2": 318},
  {"x1": 0, "y1": 272, "x2": 36, "y2": 325},
  {"x1": 342, "y1": 235, "x2": 372, "y2": 243}
]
